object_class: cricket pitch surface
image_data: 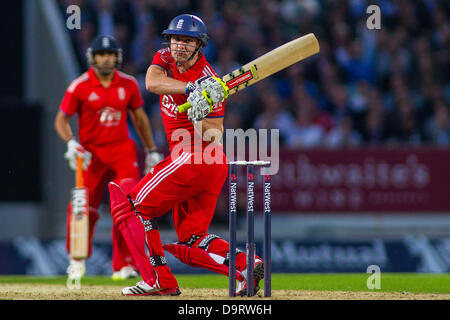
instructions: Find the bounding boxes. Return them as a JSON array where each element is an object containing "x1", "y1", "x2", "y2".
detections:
[{"x1": 1, "y1": 283, "x2": 449, "y2": 300}]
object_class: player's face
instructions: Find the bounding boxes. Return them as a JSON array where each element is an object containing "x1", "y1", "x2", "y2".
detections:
[
  {"x1": 93, "y1": 52, "x2": 117, "y2": 75},
  {"x1": 170, "y1": 35, "x2": 199, "y2": 63}
]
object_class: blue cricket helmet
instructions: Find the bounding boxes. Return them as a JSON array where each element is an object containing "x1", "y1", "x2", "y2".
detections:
[
  {"x1": 162, "y1": 14, "x2": 209, "y2": 47},
  {"x1": 86, "y1": 35, "x2": 123, "y2": 66},
  {"x1": 90, "y1": 35, "x2": 120, "y2": 53}
]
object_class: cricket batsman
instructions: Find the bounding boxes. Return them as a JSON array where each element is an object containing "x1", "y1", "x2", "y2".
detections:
[
  {"x1": 108, "y1": 14, "x2": 264, "y2": 296},
  {"x1": 54, "y1": 35, "x2": 163, "y2": 280}
]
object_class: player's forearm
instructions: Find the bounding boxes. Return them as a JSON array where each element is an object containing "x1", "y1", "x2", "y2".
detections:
[
  {"x1": 130, "y1": 110, "x2": 157, "y2": 150},
  {"x1": 54, "y1": 111, "x2": 74, "y2": 142},
  {"x1": 146, "y1": 66, "x2": 186, "y2": 95},
  {"x1": 137, "y1": 120, "x2": 157, "y2": 151},
  {"x1": 147, "y1": 77, "x2": 186, "y2": 95},
  {"x1": 193, "y1": 118, "x2": 224, "y2": 144}
]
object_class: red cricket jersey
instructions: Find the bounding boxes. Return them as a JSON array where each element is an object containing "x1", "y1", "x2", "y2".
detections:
[
  {"x1": 151, "y1": 48, "x2": 225, "y2": 152},
  {"x1": 59, "y1": 67, "x2": 143, "y2": 146}
]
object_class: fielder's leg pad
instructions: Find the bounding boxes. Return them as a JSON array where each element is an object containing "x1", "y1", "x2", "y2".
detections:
[{"x1": 163, "y1": 234, "x2": 245, "y2": 282}]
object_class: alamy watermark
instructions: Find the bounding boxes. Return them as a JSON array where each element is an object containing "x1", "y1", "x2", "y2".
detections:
[
  {"x1": 66, "y1": 4, "x2": 382, "y2": 31},
  {"x1": 66, "y1": 276, "x2": 81, "y2": 290},
  {"x1": 170, "y1": 128, "x2": 280, "y2": 175},
  {"x1": 366, "y1": 5, "x2": 381, "y2": 30},
  {"x1": 366, "y1": 265, "x2": 381, "y2": 290},
  {"x1": 66, "y1": 5, "x2": 81, "y2": 30}
]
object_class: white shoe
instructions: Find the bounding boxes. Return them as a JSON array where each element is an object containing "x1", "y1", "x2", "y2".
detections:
[
  {"x1": 236, "y1": 258, "x2": 264, "y2": 297},
  {"x1": 122, "y1": 280, "x2": 180, "y2": 296},
  {"x1": 67, "y1": 259, "x2": 86, "y2": 279},
  {"x1": 112, "y1": 265, "x2": 139, "y2": 280}
]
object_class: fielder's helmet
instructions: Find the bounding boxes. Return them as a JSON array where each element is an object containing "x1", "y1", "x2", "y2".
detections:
[
  {"x1": 162, "y1": 14, "x2": 209, "y2": 47},
  {"x1": 86, "y1": 35, "x2": 123, "y2": 66}
]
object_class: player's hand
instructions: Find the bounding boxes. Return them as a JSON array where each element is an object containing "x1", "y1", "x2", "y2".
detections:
[
  {"x1": 195, "y1": 76, "x2": 229, "y2": 105},
  {"x1": 144, "y1": 149, "x2": 163, "y2": 175},
  {"x1": 186, "y1": 87, "x2": 214, "y2": 122},
  {"x1": 64, "y1": 138, "x2": 92, "y2": 170}
]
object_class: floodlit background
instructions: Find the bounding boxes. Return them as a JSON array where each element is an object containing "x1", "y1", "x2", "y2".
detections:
[{"x1": 1, "y1": 0, "x2": 449, "y2": 275}]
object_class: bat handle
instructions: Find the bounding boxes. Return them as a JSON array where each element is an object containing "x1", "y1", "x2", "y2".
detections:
[
  {"x1": 76, "y1": 156, "x2": 84, "y2": 187},
  {"x1": 178, "y1": 102, "x2": 191, "y2": 113}
]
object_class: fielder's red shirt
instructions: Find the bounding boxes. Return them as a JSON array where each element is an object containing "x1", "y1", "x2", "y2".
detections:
[
  {"x1": 151, "y1": 48, "x2": 225, "y2": 152},
  {"x1": 59, "y1": 67, "x2": 143, "y2": 146}
]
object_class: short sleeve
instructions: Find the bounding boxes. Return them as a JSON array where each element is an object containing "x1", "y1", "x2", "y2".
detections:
[
  {"x1": 151, "y1": 48, "x2": 170, "y2": 71},
  {"x1": 59, "y1": 86, "x2": 80, "y2": 116}
]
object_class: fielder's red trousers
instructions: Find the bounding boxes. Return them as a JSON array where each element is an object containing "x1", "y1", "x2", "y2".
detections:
[{"x1": 66, "y1": 139, "x2": 140, "y2": 271}]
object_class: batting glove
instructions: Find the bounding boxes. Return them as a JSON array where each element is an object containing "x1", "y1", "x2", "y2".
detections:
[
  {"x1": 64, "y1": 138, "x2": 92, "y2": 171},
  {"x1": 195, "y1": 76, "x2": 229, "y2": 105},
  {"x1": 144, "y1": 149, "x2": 163, "y2": 175},
  {"x1": 187, "y1": 87, "x2": 214, "y2": 122}
]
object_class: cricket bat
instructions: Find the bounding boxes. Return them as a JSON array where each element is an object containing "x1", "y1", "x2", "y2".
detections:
[
  {"x1": 69, "y1": 156, "x2": 89, "y2": 259},
  {"x1": 178, "y1": 33, "x2": 320, "y2": 112}
]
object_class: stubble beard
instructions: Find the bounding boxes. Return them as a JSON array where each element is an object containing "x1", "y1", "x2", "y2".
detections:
[
  {"x1": 95, "y1": 64, "x2": 114, "y2": 76},
  {"x1": 172, "y1": 49, "x2": 190, "y2": 65}
]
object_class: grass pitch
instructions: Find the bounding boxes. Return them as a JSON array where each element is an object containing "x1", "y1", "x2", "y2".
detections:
[{"x1": 0, "y1": 273, "x2": 449, "y2": 296}]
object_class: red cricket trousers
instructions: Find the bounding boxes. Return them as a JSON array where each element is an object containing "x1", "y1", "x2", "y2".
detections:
[{"x1": 129, "y1": 151, "x2": 228, "y2": 243}]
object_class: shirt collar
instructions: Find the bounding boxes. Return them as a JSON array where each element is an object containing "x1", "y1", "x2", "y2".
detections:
[
  {"x1": 176, "y1": 52, "x2": 206, "y2": 78},
  {"x1": 188, "y1": 52, "x2": 206, "y2": 77},
  {"x1": 88, "y1": 67, "x2": 120, "y2": 87}
]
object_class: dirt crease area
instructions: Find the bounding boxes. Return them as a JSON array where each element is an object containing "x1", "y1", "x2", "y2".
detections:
[{"x1": 0, "y1": 284, "x2": 449, "y2": 300}]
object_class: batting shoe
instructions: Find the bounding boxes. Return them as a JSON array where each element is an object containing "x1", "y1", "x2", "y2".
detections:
[
  {"x1": 122, "y1": 280, "x2": 181, "y2": 296},
  {"x1": 67, "y1": 259, "x2": 86, "y2": 279},
  {"x1": 236, "y1": 259, "x2": 264, "y2": 297},
  {"x1": 112, "y1": 265, "x2": 139, "y2": 281}
]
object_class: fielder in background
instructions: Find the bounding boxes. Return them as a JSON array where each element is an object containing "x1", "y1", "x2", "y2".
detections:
[
  {"x1": 54, "y1": 35, "x2": 163, "y2": 281},
  {"x1": 108, "y1": 14, "x2": 264, "y2": 297}
]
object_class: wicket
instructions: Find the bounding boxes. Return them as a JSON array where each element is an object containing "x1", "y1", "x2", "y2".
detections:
[{"x1": 228, "y1": 160, "x2": 271, "y2": 297}]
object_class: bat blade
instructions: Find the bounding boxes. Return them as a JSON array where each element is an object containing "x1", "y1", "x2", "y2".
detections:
[
  {"x1": 224, "y1": 33, "x2": 319, "y2": 95},
  {"x1": 178, "y1": 33, "x2": 319, "y2": 112},
  {"x1": 70, "y1": 157, "x2": 89, "y2": 259}
]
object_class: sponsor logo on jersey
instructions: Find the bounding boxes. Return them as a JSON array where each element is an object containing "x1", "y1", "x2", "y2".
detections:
[
  {"x1": 98, "y1": 107, "x2": 122, "y2": 126},
  {"x1": 161, "y1": 95, "x2": 178, "y2": 119}
]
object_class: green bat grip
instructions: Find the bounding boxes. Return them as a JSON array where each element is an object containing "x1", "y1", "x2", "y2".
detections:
[{"x1": 178, "y1": 102, "x2": 192, "y2": 113}]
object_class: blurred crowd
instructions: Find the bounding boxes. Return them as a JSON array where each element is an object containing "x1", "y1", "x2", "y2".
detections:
[{"x1": 59, "y1": 0, "x2": 450, "y2": 149}]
